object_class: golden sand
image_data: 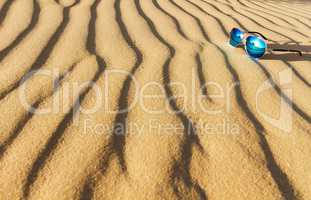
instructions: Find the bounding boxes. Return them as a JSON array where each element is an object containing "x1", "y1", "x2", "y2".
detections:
[{"x1": 0, "y1": 0, "x2": 310, "y2": 199}]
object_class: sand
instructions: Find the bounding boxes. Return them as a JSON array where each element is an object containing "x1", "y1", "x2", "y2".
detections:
[{"x1": 0, "y1": 0, "x2": 310, "y2": 199}]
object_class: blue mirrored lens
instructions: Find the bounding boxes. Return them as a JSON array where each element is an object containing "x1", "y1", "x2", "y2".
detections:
[
  {"x1": 245, "y1": 36, "x2": 267, "y2": 58},
  {"x1": 230, "y1": 28, "x2": 244, "y2": 47}
]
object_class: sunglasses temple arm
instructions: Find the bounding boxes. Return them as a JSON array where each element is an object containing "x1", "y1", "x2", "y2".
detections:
[
  {"x1": 271, "y1": 48, "x2": 303, "y2": 56},
  {"x1": 247, "y1": 31, "x2": 268, "y2": 40}
]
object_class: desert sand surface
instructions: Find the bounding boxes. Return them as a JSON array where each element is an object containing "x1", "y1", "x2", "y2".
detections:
[{"x1": 0, "y1": 0, "x2": 310, "y2": 199}]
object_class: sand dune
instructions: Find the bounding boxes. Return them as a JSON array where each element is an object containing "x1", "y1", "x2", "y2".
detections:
[{"x1": 0, "y1": 0, "x2": 310, "y2": 199}]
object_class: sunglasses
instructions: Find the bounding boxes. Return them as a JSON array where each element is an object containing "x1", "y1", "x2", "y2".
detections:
[{"x1": 229, "y1": 28, "x2": 302, "y2": 59}]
